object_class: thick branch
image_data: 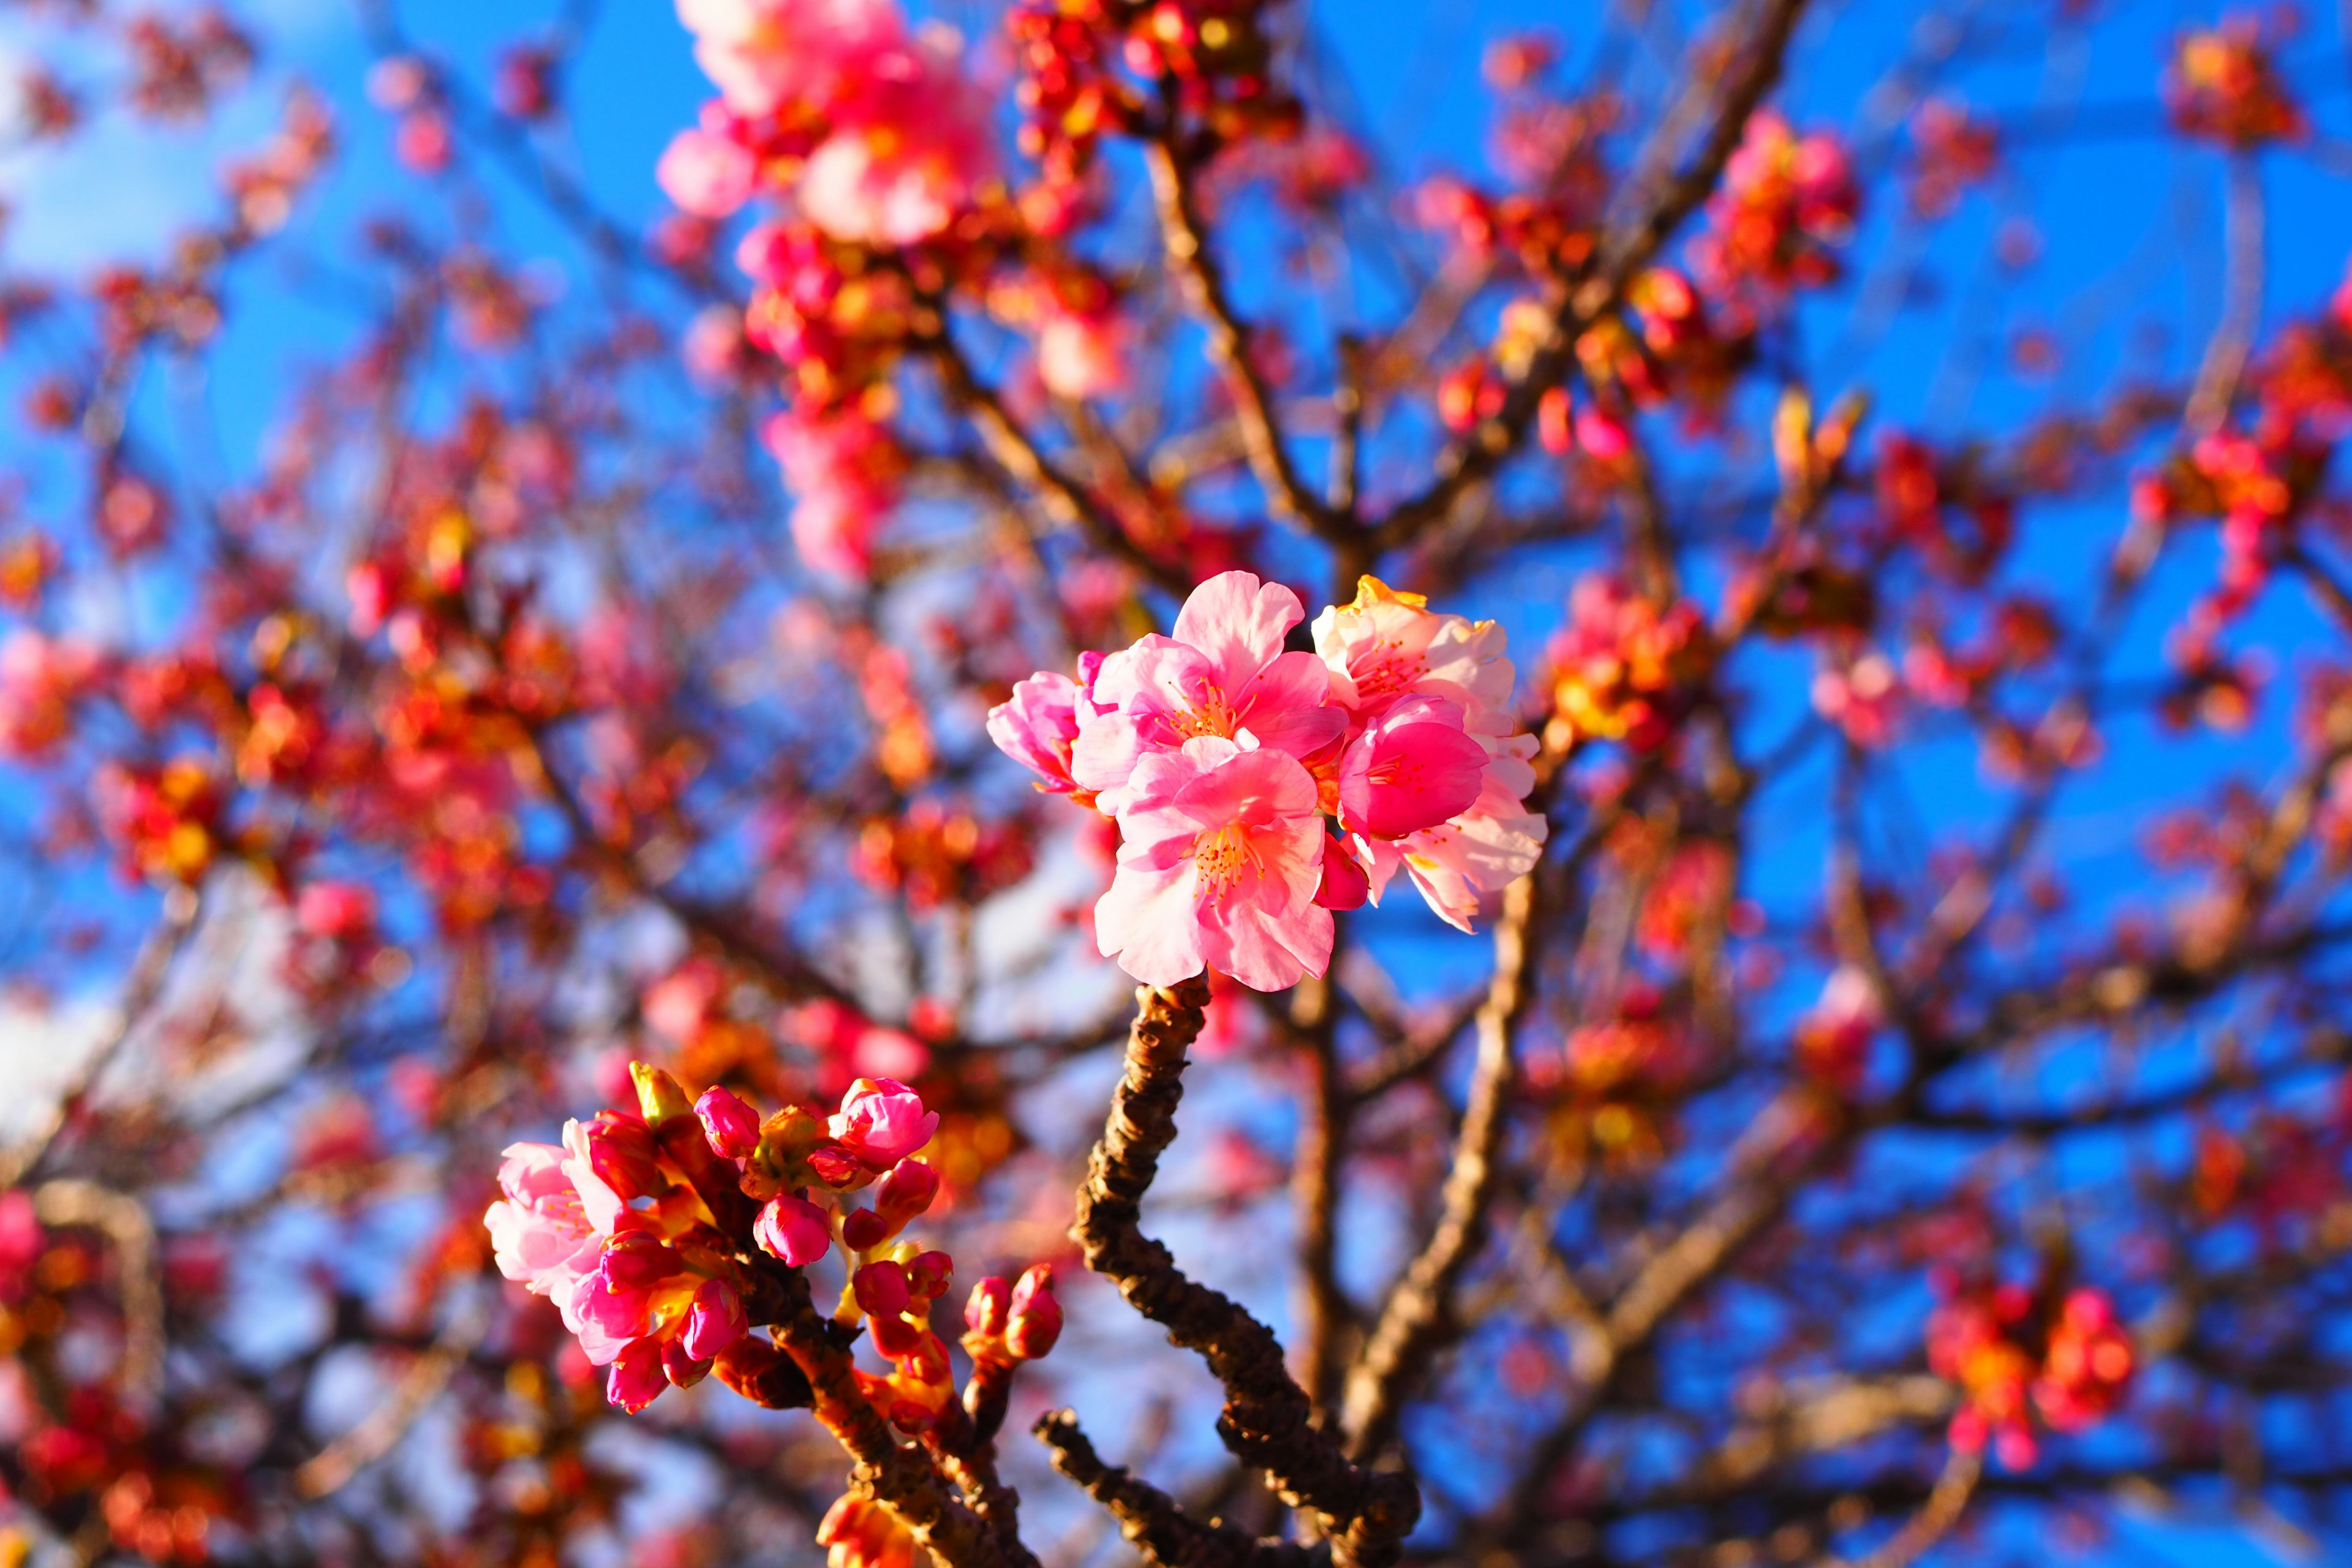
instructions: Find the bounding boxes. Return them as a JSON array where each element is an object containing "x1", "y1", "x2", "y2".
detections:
[
  {"x1": 1033, "y1": 1410, "x2": 1322, "y2": 1568},
  {"x1": 1072, "y1": 979, "x2": 1420, "y2": 1568}
]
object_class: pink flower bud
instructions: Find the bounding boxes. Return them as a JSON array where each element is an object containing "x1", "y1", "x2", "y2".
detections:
[
  {"x1": 597, "y1": 1230, "x2": 680, "y2": 1291},
  {"x1": 853, "y1": 1260, "x2": 910, "y2": 1319},
  {"x1": 964, "y1": 1276, "x2": 1011, "y2": 1340},
  {"x1": 662, "y1": 1335, "x2": 712, "y2": 1389},
  {"x1": 875, "y1": 1158, "x2": 940, "y2": 1230},
  {"x1": 1006, "y1": 1264, "x2": 1062, "y2": 1360},
  {"x1": 680, "y1": 1277, "x2": 748, "y2": 1361},
  {"x1": 754, "y1": 1194, "x2": 832, "y2": 1267},
  {"x1": 829, "y1": 1077, "x2": 939, "y2": 1171},
  {"x1": 695, "y1": 1086, "x2": 761, "y2": 1161},
  {"x1": 606, "y1": 1335, "x2": 666, "y2": 1412}
]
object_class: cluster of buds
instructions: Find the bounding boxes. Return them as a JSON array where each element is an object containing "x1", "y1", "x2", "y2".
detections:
[
  {"x1": 2135, "y1": 426, "x2": 2325, "y2": 660},
  {"x1": 1873, "y1": 432, "x2": 2015, "y2": 586},
  {"x1": 1689, "y1": 109, "x2": 1857, "y2": 306},
  {"x1": 1543, "y1": 573, "x2": 1712, "y2": 752},
  {"x1": 487, "y1": 1062, "x2": 1064, "y2": 1436},
  {"x1": 1008, "y1": 0, "x2": 1136, "y2": 202},
  {"x1": 366, "y1": 55, "x2": 453, "y2": 176},
  {"x1": 1535, "y1": 989, "x2": 1690, "y2": 1170},
  {"x1": 122, "y1": 7, "x2": 252, "y2": 124},
  {"x1": 1927, "y1": 1277, "x2": 2134, "y2": 1469},
  {"x1": 1121, "y1": 0, "x2": 1294, "y2": 148},
  {"x1": 2166, "y1": 18, "x2": 2305, "y2": 148},
  {"x1": 221, "y1": 86, "x2": 336, "y2": 240},
  {"x1": 852, "y1": 800, "x2": 1036, "y2": 913},
  {"x1": 96, "y1": 758, "x2": 228, "y2": 885},
  {"x1": 1411, "y1": 175, "x2": 1598, "y2": 274},
  {"x1": 1905, "y1": 98, "x2": 1998, "y2": 219}
]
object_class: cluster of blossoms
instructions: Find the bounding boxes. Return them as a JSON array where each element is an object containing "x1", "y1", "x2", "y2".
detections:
[
  {"x1": 988, "y1": 571, "x2": 1547, "y2": 990},
  {"x1": 2165, "y1": 17, "x2": 2305, "y2": 148},
  {"x1": 1904, "y1": 98, "x2": 1999, "y2": 220},
  {"x1": 2135, "y1": 426, "x2": 2324, "y2": 663},
  {"x1": 1542, "y1": 573, "x2": 1711, "y2": 753},
  {"x1": 1926, "y1": 1279, "x2": 2135, "y2": 1469},
  {"x1": 486, "y1": 1063, "x2": 1059, "y2": 1425},
  {"x1": 1689, "y1": 108, "x2": 1858, "y2": 306}
]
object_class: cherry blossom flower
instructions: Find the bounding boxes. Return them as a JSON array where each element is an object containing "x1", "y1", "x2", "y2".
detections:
[
  {"x1": 1093, "y1": 734, "x2": 1332, "y2": 990},
  {"x1": 657, "y1": 121, "x2": 758, "y2": 218},
  {"x1": 674, "y1": 0, "x2": 902, "y2": 119},
  {"x1": 797, "y1": 34, "x2": 993, "y2": 246},
  {"x1": 1072, "y1": 570, "x2": 1344, "y2": 813},
  {"x1": 1313, "y1": 576, "x2": 1547, "y2": 932},
  {"x1": 828, "y1": 1076, "x2": 940, "y2": 1170}
]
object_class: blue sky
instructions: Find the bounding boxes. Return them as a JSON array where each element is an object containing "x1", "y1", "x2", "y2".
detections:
[{"x1": 4, "y1": 0, "x2": 2349, "y2": 1561}]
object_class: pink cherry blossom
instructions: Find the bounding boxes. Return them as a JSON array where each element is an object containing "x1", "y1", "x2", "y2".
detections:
[
  {"x1": 1037, "y1": 307, "x2": 1127, "y2": 400},
  {"x1": 1093, "y1": 734, "x2": 1332, "y2": 990},
  {"x1": 755, "y1": 1193, "x2": 834, "y2": 1265},
  {"x1": 763, "y1": 405, "x2": 897, "y2": 579},
  {"x1": 986, "y1": 660, "x2": 1099, "y2": 796},
  {"x1": 673, "y1": 0, "x2": 902, "y2": 119},
  {"x1": 483, "y1": 1139, "x2": 606, "y2": 1302},
  {"x1": 1072, "y1": 571, "x2": 1344, "y2": 813},
  {"x1": 829, "y1": 1077, "x2": 938, "y2": 1169},
  {"x1": 1313, "y1": 576, "x2": 1547, "y2": 932},
  {"x1": 797, "y1": 37, "x2": 992, "y2": 247},
  {"x1": 657, "y1": 123, "x2": 758, "y2": 219},
  {"x1": 1335, "y1": 695, "x2": 1490, "y2": 840}
]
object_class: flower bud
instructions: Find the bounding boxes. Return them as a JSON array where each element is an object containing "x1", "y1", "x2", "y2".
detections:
[
  {"x1": 606, "y1": 1335, "x2": 666, "y2": 1412},
  {"x1": 905, "y1": 1250, "x2": 952, "y2": 1302},
  {"x1": 964, "y1": 1276, "x2": 1011, "y2": 1341},
  {"x1": 753, "y1": 1194, "x2": 832, "y2": 1267},
  {"x1": 630, "y1": 1061, "x2": 693, "y2": 1130},
  {"x1": 869, "y1": 1308, "x2": 924, "y2": 1359},
  {"x1": 853, "y1": 1260, "x2": 911, "y2": 1320},
  {"x1": 661, "y1": 1335, "x2": 712, "y2": 1389},
  {"x1": 742, "y1": 1104, "x2": 826, "y2": 1199},
  {"x1": 1006, "y1": 1264, "x2": 1061, "y2": 1360},
  {"x1": 841, "y1": 1207, "x2": 889, "y2": 1251},
  {"x1": 597, "y1": 1230, "x2": 680, "y2": 1291},
  {"x1": 680, "y1": 1276, "x2": 748, "y2": 1361},
  {"x1": 874, "y1": 1158, "x2": 940, "y2": 1232},
  {"x1": 581, "y1": 1110, "x2": 663, "y2": 1200},
  {"x1": 805, "y1": 1142, "x2": 867, "y2": 1189},
  {"x1": 695, "y1": 1086, "x2": 761, "y2": 1161}
]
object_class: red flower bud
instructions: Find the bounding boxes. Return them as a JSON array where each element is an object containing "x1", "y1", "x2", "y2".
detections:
[
  {"x1": 853, "y1": 1260, "x2": 911, "y2": 1319},
  {"x1": 841, "y1": 1208, "x2": 889, "y2": 1251},
  {"x1": 1006, "y1": 1263, "x2": 1062, "y2": 1360},
  {"x1": 905, "y1": 1250, "x2": 952, "y2": 1301}
]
